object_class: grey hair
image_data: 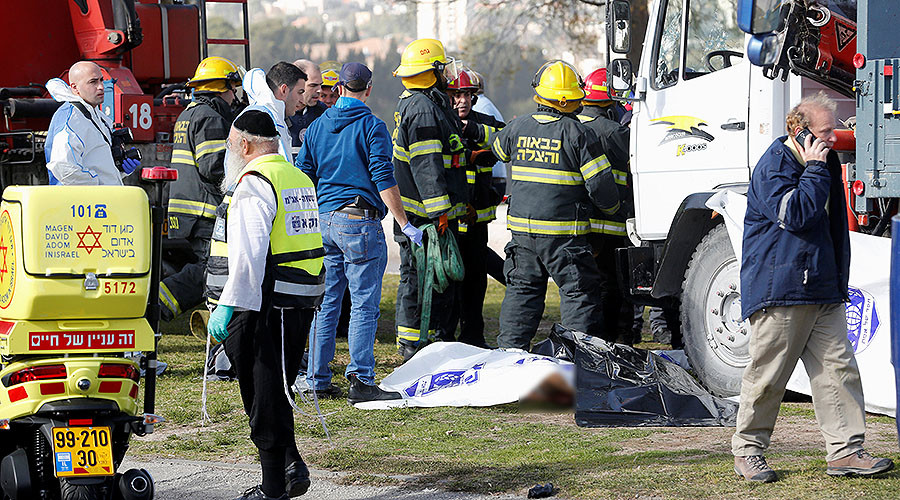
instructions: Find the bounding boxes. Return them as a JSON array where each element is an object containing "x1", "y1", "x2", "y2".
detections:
[
  {"x1": 786, "y1": 91, "x2": 837, "y2": 134},
  {"x1": 237, "y1": 130, "x2": 279, "y2": 152}
]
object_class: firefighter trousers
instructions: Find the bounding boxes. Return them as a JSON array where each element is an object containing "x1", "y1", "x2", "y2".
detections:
[
  {"x1": 498, "y1": 234, "x2": 604, "y2": 350},
  {"x1": 452, "y1": 222, "x2": 489, "y2": 347},
  {"x1": 592, "y1": 235, "x2": 635, "y2": 344},
  {"x1": 224, "y1": 303, "x2": 312, "y2": 452},
  {"x1": 395, "y1": 237, "x2": 460, "y2": 344},
  {"x1": 160, "y1": 219, "x2": 213, "y2": 321}
]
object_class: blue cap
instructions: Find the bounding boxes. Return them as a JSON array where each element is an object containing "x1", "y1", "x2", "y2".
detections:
[{"x1": 339, "y1": 62, "x2": 373, "y2": 92}]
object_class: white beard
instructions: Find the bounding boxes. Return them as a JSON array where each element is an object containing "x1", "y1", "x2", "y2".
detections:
[{"x1": 221, "y1": 149, "x2": 247, "y2": 194}]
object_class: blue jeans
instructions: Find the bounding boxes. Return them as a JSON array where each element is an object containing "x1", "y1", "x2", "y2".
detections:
[{"x1": 308, "y1": 210, "x2": 387, "y2": 388}]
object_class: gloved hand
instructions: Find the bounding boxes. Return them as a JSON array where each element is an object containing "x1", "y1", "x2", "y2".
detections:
[
  {"x1": 461, "y1": 119, "x2": 478, "y2": 140},
  {"x1": 464, "y1": 204, "x2": 477, "y2": 225},
  {"x1": 401, "y1": 221, "x2": 424, "y2": 246},
  {"x1": 121, "y1": 154, "x2": 141, "y2": 175},
  {"x1": 208, "y1": 305, "x2": 234, "y2": 343},
  {"x1": 437, "y1": 214, "x2": 449, "y2": 235},
  {"x1": 472, "y1": 149, "x2": 499, "y2": 168}
]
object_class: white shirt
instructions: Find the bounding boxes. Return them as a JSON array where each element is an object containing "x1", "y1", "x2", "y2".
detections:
[
  {"x1": 218, "y1": 160, "x2": 278, "y2": 311},
  {"x1": 45, "y1": 78, "x2": 124, "y2": 186}
]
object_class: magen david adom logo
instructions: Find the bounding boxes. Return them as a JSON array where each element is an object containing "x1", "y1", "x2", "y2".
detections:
[{"x1": 845, "y1": 287, "x2": 879, "y2": 354}]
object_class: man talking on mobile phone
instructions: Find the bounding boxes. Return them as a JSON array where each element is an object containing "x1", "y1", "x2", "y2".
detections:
[{"x1": 732, "y1": 92, "x2": 893, "y2": 482}]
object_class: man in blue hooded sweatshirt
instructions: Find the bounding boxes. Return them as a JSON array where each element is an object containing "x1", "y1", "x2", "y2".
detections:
[{"x1": 295, "y1": 63, "x2": 423, "y2": 404}]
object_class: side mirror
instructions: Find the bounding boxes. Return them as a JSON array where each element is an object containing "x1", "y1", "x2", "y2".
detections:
[
  {"x1": 608, "y1": 58, "x2": 634, "y2": 100},
  {"x1": 607, "y1": 0, "x2": 632, "y2": 54},
  {"x1": 737, "y1": 0, "x2": 787, "y2": 35}
]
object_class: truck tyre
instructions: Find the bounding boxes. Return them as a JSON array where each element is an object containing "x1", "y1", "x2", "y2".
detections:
[
  {"x1": 59, "y1": 479, "x2": 102, "y2": 500},
  {"x1": 680, "y1": 223, "x2": 750, "y2": 397}
]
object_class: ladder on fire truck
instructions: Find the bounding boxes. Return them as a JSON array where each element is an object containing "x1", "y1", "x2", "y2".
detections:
[{"x1": 198, "y1": 0, "x2": 251, "y2": 69}]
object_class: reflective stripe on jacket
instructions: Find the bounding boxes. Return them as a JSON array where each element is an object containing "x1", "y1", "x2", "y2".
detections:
[
  {"x1": 578, "y1": 105, "x2": 632, "y2": 236},
  {"x1": 491, "y1": 106, "x2": 620, "y2": 237},
  {"x1": 459, "y1": 110, "x2": 505, "y2": 233},
  {"x1": 392, "y1": 87, "x2": 469, "y2": 226},
  {"x1": 167, "y1": 94, "x2": 232, "y2": 239},
  {"x1": 205, "y1": 155, "x2": 325, "y2": 309}
]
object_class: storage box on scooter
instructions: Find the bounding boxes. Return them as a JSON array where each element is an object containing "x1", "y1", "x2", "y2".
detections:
[{"x1": 0, "y1": 186, "x2": 151, "y2": 320}]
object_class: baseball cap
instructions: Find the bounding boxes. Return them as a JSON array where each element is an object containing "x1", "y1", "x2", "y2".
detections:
[{"x1": 339, "y1": 62, "x2": 373, "y2": 92}]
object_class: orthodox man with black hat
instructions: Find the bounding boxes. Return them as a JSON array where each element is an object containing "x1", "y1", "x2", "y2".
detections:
[
  {"x1": 160, "y1": 56, "x2": 242, "y2": 322},
  {"x1": 206, "y1": 110, "x2": 324, "y2": 500},
  {"x1": 391, "y1": 38, "x2": 469, "y2": 361},
  {"x1": 491, "y1": 61, "x2": 620, "y2": 351}
]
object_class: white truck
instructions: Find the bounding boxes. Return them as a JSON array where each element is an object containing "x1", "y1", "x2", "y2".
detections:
[{"x1": 604, "y1": 0, "x2": 877, "y2": 397}]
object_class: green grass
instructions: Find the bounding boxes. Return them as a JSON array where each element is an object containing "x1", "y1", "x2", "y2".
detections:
[{"x1": 131, "y1": 276, "x2": 900, "y2": 499}]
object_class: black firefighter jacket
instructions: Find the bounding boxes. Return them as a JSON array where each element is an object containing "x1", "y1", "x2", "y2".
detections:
[
  {"x1": 578, "y1": 105, "x2": 632, "y2": 235},
  {"x1": 491, "y1": 106, "x2": 620, "y2": 238},
  {"x1": 461, "y1": 109, "x2": 505, "y2": 227},
  {"x1": 392, "y1": 87, "x2": 469, "y2": 227},
  {"x1": 167, "y1": 93, "x2": 233, "y2": 239}
]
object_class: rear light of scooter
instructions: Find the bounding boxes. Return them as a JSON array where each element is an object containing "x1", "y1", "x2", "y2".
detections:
[
  {"x1": 3, "y1": 364, "x2": 67, "y2": 387},
  {"x1": 39, "y1": 382, "x2": 66, "y2": 395},
  {"x1": 98, "y1": 363, "x2": 140, "y2": 382}
]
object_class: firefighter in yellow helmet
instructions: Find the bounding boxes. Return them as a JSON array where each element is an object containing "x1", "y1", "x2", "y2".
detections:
[
  {"x1": 490, "y1": 60, "x2": 620, "y2": 350},
  {"x1": 160, "y1": 56, "x2": 242, "y2": 321},
  {"x1": 391, "y1": 38, "x2": 469, "y2": 360}
]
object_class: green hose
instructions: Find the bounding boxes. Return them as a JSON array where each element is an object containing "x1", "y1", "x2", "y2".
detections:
[{"x1": 411, "y1": 224, "x2": 465, "y2": 345}]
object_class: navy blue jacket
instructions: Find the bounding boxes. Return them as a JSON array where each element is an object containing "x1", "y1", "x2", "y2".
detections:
[
  {"x1": 740, "y1": 137, "x2": 850, "y2": 319},
  {"x1": 289, "y1": 101, "x2": 327, "y2": 146},
  {"x1": 295, "y1": 96, "x2": 396, "y2": 217}
]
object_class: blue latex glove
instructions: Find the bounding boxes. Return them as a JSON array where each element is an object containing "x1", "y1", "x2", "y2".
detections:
[
  {"x1": 121, "y1": 155, "x2": 141, "y2": 174},
  {"x1": 208, "y1": 305, "x2": 234, "y2": 343},
  {"x1": 401, "y1": 222, "x2": 424, "y2": 246}
]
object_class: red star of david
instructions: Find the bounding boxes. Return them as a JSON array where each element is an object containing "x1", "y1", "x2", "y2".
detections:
[
  {"x1": 76, "y1": 225, "x2": 103, "y2": 255},
  {"x1": 0, "y1": 235, "x2": 8, "y2": 283}
]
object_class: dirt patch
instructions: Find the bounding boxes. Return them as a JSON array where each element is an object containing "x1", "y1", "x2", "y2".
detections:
[
  {"x1": 613, "y1": 414, "x2": 898, "y2": 456},
  {"x1": 497, "y1": 408, "x2": 578, "y2": 427}
]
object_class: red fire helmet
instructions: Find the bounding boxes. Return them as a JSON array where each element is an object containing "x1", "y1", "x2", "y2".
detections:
[
  {"x1": 584, "y1": 68, "x2": 611, "y2": 102},
  {"x1": 447, "y1": 69, "x2": 480, "y2": 91}
]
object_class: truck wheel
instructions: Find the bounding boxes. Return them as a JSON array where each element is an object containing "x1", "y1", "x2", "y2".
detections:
[
  {"x1": 59, "y1": 479, "x2": 102, "y2": 500},
  {"x1": 681, "y1": 223, "x2": 751, "y2": 397}
]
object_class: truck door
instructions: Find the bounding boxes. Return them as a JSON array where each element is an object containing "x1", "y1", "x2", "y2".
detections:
[{"x1": 632, "y1": 0, "x2": 751, "y2": 240}]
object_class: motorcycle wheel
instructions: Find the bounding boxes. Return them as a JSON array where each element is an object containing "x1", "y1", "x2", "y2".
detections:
[{"x1": 59, "y1": 479, "x2": 103, "y2": 500}]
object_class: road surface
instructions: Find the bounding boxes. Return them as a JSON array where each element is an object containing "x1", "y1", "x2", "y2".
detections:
[{"x1": 123, "y1": 458, "x2": 521, "y2": 500}]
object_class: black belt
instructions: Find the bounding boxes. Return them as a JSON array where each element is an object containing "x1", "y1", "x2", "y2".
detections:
[{"x1": 336, "y1": 205, "x2": 379, "y2": 219}]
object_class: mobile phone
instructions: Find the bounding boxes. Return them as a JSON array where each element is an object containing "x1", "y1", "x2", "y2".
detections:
[{"x1": 795, "y1": 127, "x2": 817, "y2": 150}]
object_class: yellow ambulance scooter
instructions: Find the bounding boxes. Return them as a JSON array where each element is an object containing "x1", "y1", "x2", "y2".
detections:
[{"x1": 0, "y1": 167, "x2": 176, "y2": 500}]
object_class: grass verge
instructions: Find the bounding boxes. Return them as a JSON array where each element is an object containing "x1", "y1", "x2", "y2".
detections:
[{"x1": 134, "y1": 276, "x2": 900, "y2": 499}]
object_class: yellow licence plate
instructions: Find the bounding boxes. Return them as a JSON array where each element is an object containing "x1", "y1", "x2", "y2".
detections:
[{"x1": 51, "y1": 426, "x2": 114, "y2": 477}]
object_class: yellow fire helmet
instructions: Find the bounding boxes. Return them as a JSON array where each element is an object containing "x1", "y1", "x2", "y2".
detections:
[
  {"x1": 394, "y1": 38, "x2": 462, "y2": 81},
  {"x1": 187, "y1": 56, "x2": 243, "y2": 92},
  {"x1": 319, "y1": 60, "x2": 341, "y2": 88},
  {"x1": 531, "y1": 60, "x2": 586, "y2": 106}
]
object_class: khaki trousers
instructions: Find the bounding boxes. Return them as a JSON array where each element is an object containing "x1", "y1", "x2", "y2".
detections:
[{"x1": 731, "y1": 303, "x2": 866, "y2": 461}]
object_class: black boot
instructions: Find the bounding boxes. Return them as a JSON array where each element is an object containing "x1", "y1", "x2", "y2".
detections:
[
  {"x1": 347, "y1": 374, "x2": 402, "y2": 404},
  {"x1": 233, "y1": 486, "x2": 288, "y2": 500},
  {"x1": 397, "y1": 339, "x2": 418, "y2": 362},
  {"x1": 284, "y1": 460, "x2": 311, "y2": 497}
]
